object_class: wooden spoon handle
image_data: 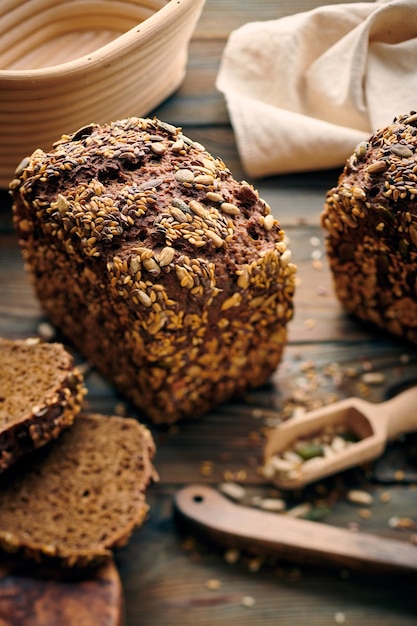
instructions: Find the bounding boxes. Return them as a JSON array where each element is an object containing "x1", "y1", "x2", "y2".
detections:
[
  {"x1": 175, "y1": 485, "x2": 417, "y2": 575},
  {"x1": 381, "y1": 385, "x2": 417, "y2": 438}
]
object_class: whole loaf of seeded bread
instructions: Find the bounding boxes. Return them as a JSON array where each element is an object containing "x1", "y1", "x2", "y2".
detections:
[
  {"x1": 10, "y1": 117, "x2": 296, "y2": 423},
  {"x1": 322, "y1": 112, "x2": 417, "y2": 344}
]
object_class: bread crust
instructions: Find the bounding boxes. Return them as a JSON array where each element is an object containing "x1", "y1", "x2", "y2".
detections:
[
  {"x1": 322, "y1": 112, "x2": 417, "y2": 344},
  {"x1": 11, "y1": 117, "x2": 296, "y2": 423},
  {"x1": 0, "y1": 338, "x2": 86, "y2": 473}
]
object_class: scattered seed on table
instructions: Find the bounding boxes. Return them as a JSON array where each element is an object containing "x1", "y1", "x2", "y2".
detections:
[
  {"x1": 224, "y1": 548, "x2": 240, "y2": 564},
  {"x1": 358, "y1": 508, "x2": 372, "y2": 520},
  {"x1": 206, "y1": 579, "x2": 222, "y2": 590},
  {"x1": 379, "y1": 491, "x2": 391, "y2": 503},
  {"x1": 311, "y1": 249, "x2": 323, "y2": 260},
  {"x1": 219, "y1": 481, "x2": 246, "y2": 501},
  {"x1": 114, "y1": 402, "x2": 128, "y2": 416},
  {"x1": 199, "y1": 460, "x2": 214, "y2": 477},
  {"x1": 257, "y1": 497, "x2": 286, "y2": 512},
  {"x1": 235, "y1": 469, "x2": 247, "y2": 481},
  {"x1": 309, "y1": 236, "x2": 321, "y2": 247},
  {"x1": 394, "y1": 470, "x2": 405, "y2": 481},
  {"x1": 37, "y1": 321, "x2": 56, "y2": 341},
  {"x1": 241, "y1": 596, "x2": 256, "y2": 608},
  {"x1": 388, "y1": 516, "x2": 400, "y2": 528},
  {"x1": 360, "y1": 371, "x2": 386, "y2": 385},
  {"x1": 388, "y1": 516, "x2": 417, "y2": 530},
  {"x1": 347, "y1": 489, "x2": 374, "y2": 506},
  {"x1": 286, "y1": 503, "x2": 312, "y2": 518},
  {"x1": 248, "y1": 557, "x2": 263, "y2": 572}
]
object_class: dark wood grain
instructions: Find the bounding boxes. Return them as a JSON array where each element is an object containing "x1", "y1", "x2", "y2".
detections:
[
  {"x1": 115, "y1": 484, "x2": 417, "y2": 626},
  {"x1": 1, "y1": 1, "x2": 417, "y2": 625}
]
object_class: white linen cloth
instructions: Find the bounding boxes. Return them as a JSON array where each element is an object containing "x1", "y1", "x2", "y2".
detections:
[{"x1": 216, "y1": 0, "x2": 417, "y2": 177}]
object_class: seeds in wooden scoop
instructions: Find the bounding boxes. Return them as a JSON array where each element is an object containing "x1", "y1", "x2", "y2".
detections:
[
  {"x1": 264, "y1": 425, "x2": 359, "y2": 482},
  {"x1": 295, "y1": 442, "x2": 325, "y2": 460}
]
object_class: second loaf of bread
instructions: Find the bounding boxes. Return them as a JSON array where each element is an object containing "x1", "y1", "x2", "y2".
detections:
[
  {"x1": 322, "y1": 112, "x2": 417, "y2": 345},
  {"x1": 11, "y1": 118, "x2": 296, "y2": 423}
]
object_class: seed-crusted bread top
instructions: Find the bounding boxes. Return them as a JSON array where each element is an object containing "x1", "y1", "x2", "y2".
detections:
[
  {"x1": 10, "y1": 117, "x2": 297, "y2": 423},
  {"x1": 322, "y1": 112, "x2": 417, "y2": 343},
  {"x1": 0, "y1": 412, "x2": 157, "y2": 568},
  {"x1": 0, "y1": 337, "x2": 86, "y2": 473}
]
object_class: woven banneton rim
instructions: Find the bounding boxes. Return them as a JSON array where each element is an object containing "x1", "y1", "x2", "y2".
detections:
[{"x1": 0, "y1": 0, "x2": 205, "y2": 188}]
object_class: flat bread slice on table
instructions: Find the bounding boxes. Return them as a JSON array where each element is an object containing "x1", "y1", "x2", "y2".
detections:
[{"x1": 0, "y1": 412, "x2": 157, "y2": 568}]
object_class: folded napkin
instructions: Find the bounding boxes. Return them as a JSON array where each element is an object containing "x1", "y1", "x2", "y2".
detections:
[{"x1": 216, "y1": 0, "x2": 417, "y2": 177}]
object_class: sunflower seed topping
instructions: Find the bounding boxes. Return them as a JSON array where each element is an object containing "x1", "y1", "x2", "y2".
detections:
[
  {"x1": 11, "y1": 116, "x2": 296, "y2": 424},
  {"x1": 220, "y1": 202, "x2": 240, "y2": 215},
  {"x1": 175, "y1": 169, "x2": 194, "y2": 183},
  {"x1": 389, "y1": 143, "x2": 413, "y2": 158},
  {"x1": 158, "y1": 246, "x2": 175, "y2": 267},
  {"x1": 322, "y1": 111, "x2": 417, "y2": 346}
]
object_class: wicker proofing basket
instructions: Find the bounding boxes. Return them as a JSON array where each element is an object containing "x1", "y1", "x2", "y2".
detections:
[{"x1": 0, "y1": 0, "x2": 205, "y2": 188}]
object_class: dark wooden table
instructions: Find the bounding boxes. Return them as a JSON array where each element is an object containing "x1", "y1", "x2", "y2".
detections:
[{"x1": 1, "y1": 1, "x2": 417, "y2": 624}]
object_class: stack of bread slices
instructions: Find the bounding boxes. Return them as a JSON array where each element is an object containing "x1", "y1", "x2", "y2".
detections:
[{"x1": 0, "y1": 337, "x2": 157, "y2": 569}]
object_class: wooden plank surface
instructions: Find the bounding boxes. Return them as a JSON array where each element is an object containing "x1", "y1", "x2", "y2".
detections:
[{"x1": 1, "y1": 0, "x2": 417, "y2": 625}]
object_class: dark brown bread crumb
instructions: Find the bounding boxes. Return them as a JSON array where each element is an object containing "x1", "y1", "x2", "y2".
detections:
[
  {"x1": 10, "y1": 117, "x2": 297, "y2": 423},
  {"x1": 322, "y1": 112, "x2": 417, "y2": 344},
  {"x1": 0, "y1": 337, "x2": 86, "y2": 473},
  {"x1": 0, "y1": 413, "x2": 157, "y2": 568}
]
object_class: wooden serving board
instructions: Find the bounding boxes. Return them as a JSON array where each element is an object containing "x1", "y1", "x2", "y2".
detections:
[{"x1": 0, "y1": 557, "x2": 123, "y2": 626}]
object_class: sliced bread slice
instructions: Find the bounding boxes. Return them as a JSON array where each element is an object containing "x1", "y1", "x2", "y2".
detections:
[
  {"x1": 0, "y1": 412, "x2": 157, "y2": 567},
  {"x1": 0, "y1": 337, "x2": 86, "y2": 473}
]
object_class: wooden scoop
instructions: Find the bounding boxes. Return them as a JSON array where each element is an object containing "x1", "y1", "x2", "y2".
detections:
[
  {"x1": 175, "y1": 484, "x2": 417, "y2": 575},
  {"x1": 264, "y1": 385, "x2": 417, "y2": 489}
]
